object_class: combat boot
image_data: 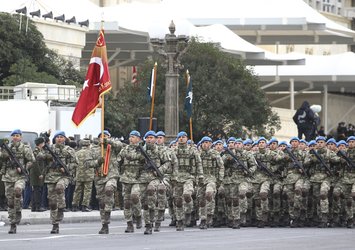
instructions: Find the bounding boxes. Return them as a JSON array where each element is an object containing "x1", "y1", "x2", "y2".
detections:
[
  {"x1": 257, "y1": 220, "x2": 265, "y2": 228},
  {"x1": 184, "y1": 213, "x2": 191, "y2": 227},
  {"x1": 136, "y1": 216, "x2": 142, "y2": 229},
  {"x1": 50, "y1": 224, "x2": 59, "y2": 234},
  {"x1": 125, "y1": 221, "x2": 134, "y2": 233},
  {"x1": 318, "y1": 213, "x2": 328, "y2": 228},
  {"x1": 144, "y1": 224, "x2": 153, "y2": 235},
  {"x1": 169, "y1": 219, "x2": 176, "y2": 227},
  {"x1": 232, "y1": 219, "x2": 240, "y2": 229},
  {"x1": 199, "y1": 219, "x2": 207, "y2": 230},
  {"x1": 71, "y1": 205, "x2": 79, "y2": 212},
  {"x1": 176, "y1": 220, "x2": 184, "y2": 231},
  {"x1": 82, "y1": 206, "x2": 92, "y2": 212},
  {"x1": 154, "y1": 222, "x2": 161, "y2": 232},
  {"x1": 206, "y1": 214, "x2": 213, "y2": 228},
  {"x1": 240, "y1": 213, "x2": 247, "y2": 227},
  {"x1": 99, "y1": 223, "x2": 109, "y2": 234},
  {"x1": 290, "y1": 218, "x2": 299, "y2": 228},
  {"x1": 347, "y1": 218, "x2": 353, "y2": 229},
  {"x1": 8, "y1": 224, "x2": 16, "y2": 234}
]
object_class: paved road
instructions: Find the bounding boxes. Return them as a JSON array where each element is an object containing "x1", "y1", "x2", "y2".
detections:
[{"x1": 0, "y1": 221, "x2": 354, "y2": 250}]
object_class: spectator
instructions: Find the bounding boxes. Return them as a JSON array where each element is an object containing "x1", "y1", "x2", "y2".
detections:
[
  {"x1": 293, "y1": 101, "x2": 316, "y2": 141},
  {"x1": 318, "y1": 125, "x2": 326, "y2": 137},
  {"x1": 336, "y1": 122, "x2": 347, "y2": 141},
  {"x1": 347, "y1": 123, "x2": 355, "y2": 137}
]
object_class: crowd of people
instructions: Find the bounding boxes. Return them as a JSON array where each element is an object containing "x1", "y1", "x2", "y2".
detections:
[{"x1": 0, "y1": 128, "x2": 354, "y2": 235}]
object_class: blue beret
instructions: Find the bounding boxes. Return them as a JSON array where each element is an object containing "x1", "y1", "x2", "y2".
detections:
[
  {"x1": 337, "y1": 140, "x2": 347, "y2": 147},
  {"x1": 279, "y1": 141, "x2": 288, "y2": 146},
  {"x1": 257, "y1": 137, "x2": 267, "y2": 143},
  {"x1": 243, "y1": 139, "x2": 253, "y2": 145},
  {"x1": 177, "y1": 131, "x2": 187, "y2": 138},
  {"x1": 235, "y1": 138, "x2": 243, "y2": 143},
  {"x1": 326, "y1": 138, "x2": 336, "y2": 145},
  {"x1": 129, "y1": 130, "x2": 141, "y2": 137},
  {"x1": 169, "y1": 140, "x2": 177, "y2": 147},
  {"x1": 308, "y1": 140, "x2": 316, "y2": 146},
  {"x1": 200, "y1": 136, "x2": 212, "y2": 143},
  {"x1": 227, "y1": 137, "x2": 236, "y2": 143},
  {"x1": 268, "y1": 137, "x2": 278, "y2": 145},
  {"x1": 53, "y1": 131, "x2": 66, "y2": 140},
  {"x1": 316, "y1": 136, "x2": 326, "y2": 142},
  {"x1": 10, "y1": 129, "x2": 22, "y2": 136},
  {"x1": 98, "y1": 130, "x2": 111, "y2": 138},
  {"x1": 289, "y1": 137, "x2": 300, "y2": 143},
  {"x1": 299, "y1": 139, "x2": 307, "y2": 144},
  {"x1": 156, "y1": 131, "x2": 165, "y2": 137},
  {"x1": 213, "y1": 139, "x2": 223, "y2": 146},
  {"x1": 347, "y1": 136, "x2": 355, "y2": 142},
  {"x1": 144, "y1": 130, "x2": 156, "y2": 139},
  {"x1": 187, "y1": 139, "x2": 193, "y2": 145}
]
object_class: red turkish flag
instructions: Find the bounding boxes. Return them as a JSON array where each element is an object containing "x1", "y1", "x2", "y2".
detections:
[{"x1": 72, "y1": 29, "x2": 111, "y2": 127}]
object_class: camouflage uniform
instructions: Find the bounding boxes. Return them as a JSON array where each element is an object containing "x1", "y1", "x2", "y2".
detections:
[
  {"x1": 282, "y1": 148, "x2": 309, "y2": 227},
  {"x1": 252, "y1": 148, "x2": 283, "y2": 227},
  {"x1": 140, "y1": 143, "x2": 171, "y2": 233},
  {"x1": 222, "y1": 148, "x2": 256, "y2": 228},
  {"x1": 44, "y1": 142, "x2": 78, "y2": 233},
  {"x1": 72, "y1": 139, "x2": 95, "y2": 211},
  {"x1": 119, "y1": 143, "x2": 146, "y2": 233},
  {"x1": 306, "y1": 147, "x2": 340, "y2": 227},
  {"x1": 0, "y1": 139, "x2": 34, "y2": 233},
  {"x1": 92, "y1": 139, "x2": 122, "y2": 234},
  {"x1": 332, "y1": 147, "x2": 355, "y2": 228},
  {"x1": 197, "y1": 147, "x2": 224, "y2": 229},
  {"x1": 172, "y1": 143, "x2": 203, "y2": 231}
]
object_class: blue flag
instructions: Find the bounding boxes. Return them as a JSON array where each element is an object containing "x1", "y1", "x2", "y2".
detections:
[{"x1": 184, "y1": 74, "x2": 193, "y2": 119}]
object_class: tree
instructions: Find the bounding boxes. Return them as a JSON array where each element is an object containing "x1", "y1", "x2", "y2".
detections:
[
  {"x1": 0, "y1": 12, "x2": 84, "y2": 86},
  {"x1": 105, "y1": 40, "x2": 280, "y2": 140}
]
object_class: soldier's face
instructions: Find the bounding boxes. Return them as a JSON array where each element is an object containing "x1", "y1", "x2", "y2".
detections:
[
  {"x1": 317, "y1": 140, "x2": 326, "y2": 148},
  {"x1": 129, "y1": 135, "x2": 140, "y2": 144},
  {"x1": 308, "y1": 145, "x2": 316, "y2": 150},
  {"x1": 269, "y1": 142, "x2": 278, "y2": 150},
  {"x1": 145, "y1": 135, "x2": 156, "y2": 144},
  {"x1": 258, "y1": 140, "x2": 266, "y2": 149},
  {"x1": 55, "y1": 135, "x2": 66, "y2": 144},
  {"x1": 228, "y1": 141, "x2": 235, "y2": 149},
  {"x1": 244, "y1": 144, "x2": 252, "y2": 151},
  {"x1": 156, "y1": 136, "x2": 165, "y2": 145},
  {"x1": 349, "y1": 140, "x2": 355, "y2": 149},
  {"x1": 235, "y1": 142, "x2": 243, "y2": 149},
  {"x1": 290, "y1": 140, "x2": 299, "y2": 148},
  {"x1": 11, "y1": 134, "x2": 22, "y2": 143},
  {"x1": 279, "y1": 145, "x2": 287, "y2": 151},
  {"x1": 338, "y1": 144, "x2": 347, "y2": 151},
  {"x1": 215, "y1": 143, "x2": 224, "y2": 152},
  {"x1": 299, "y1": 143, "x2": 307, "y2": 150},
  {"x1": 327, "y1": 143, "x2": 336, "y2": 151},
  {"x1": 178, "y1": 135, "x2": 188, "y2": 144},
  {"x1": 202, "y1": 141, "x2": 211, "y2": 150}
]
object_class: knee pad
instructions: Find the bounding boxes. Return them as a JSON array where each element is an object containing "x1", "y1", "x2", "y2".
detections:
[
  {"x1": 260, "y1": 192, "x2": 268, "y2": 201},
  {"x1": 226, "y1": 198, "x2": 232, "y2": 206},
  {"x1": 239, "y1": 193, "x2": 246, "y2": 200},
  {"x1": 246, "y1": 192, "x2": 253, "y2": 198},
  {"x1": 199, "y1": 200, "x2": 206, "y2": 207},
  {"x1": 56, "y1": 186, "x2": 64, "y2": 195},
  {"x1": 146, "y1": 187, "x2": 155, "y2": 196},
  {"x1": 131, "y1": 194, "x2": 140, "y2": 205},
  {"x1": 105, "y1": 187, "x2": 114, "y2": 197},
  {"x1": 320, "y1": 193, "x2": 327, "y2": 200},
  {"x1": 124, "y1": 200, "x2": 131, "y2": 209},
  {"x1": 175, "y1": 197, "x2": 183, "y2": 208},
  {"x1": 254, "y1": 199, "x2": 261, "y2": 207},
  {"x1": 272, "y1": 192, "x2": 280, "y2": 199},
  {"x1": 294, "y1": 189, "x2": 302, "y2": 196},
  {"x1": 205, "y1": 192, "x2": 213, "y2": 202},
  {"x1": 183, "y1": 194, "x2": 192, "y2": 203},
  {"x1": 14, "y1": 188, "x2": 22, "y2": 198},
  {"x1": 232, "y1": 198, "x2": 239, "y2": 207},
  {"x1": 157, "y1": 186, "x2": 166, "y2": 195}
]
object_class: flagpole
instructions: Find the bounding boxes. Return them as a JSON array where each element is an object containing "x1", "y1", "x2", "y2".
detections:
[
  {"x1": 149, "y1": 62, "x2": 157, "y2": 130},
  {"x1": 100, "y1": 19, "x2": 105, "y2": 158},
  {"x1": 185, "y1": 70, "x2": 193, "y2": 141}
]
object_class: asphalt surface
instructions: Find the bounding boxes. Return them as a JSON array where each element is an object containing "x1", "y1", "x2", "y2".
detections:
[{"x1": 0, "y1": 219, "x2": 355, "y2": 250}]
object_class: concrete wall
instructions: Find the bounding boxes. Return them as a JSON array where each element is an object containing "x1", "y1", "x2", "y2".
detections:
[{"x1": 272, "y1": 107, "x2": 298, "y2": 141}]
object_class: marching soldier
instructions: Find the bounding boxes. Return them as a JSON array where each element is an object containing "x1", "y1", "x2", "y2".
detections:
[
  {"x1": 0, "y1": 129, "x2": 35, "y2": 234},
  {"x1": 44, "y1": 131, "x2": 78, "y2": 234},
  {"x1": 172, "y1": 131, "x2": 203, "y2": 231}
]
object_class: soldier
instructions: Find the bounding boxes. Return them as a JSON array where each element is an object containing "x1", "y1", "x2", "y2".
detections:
[
  {"x1": 172, "y1": 131, "x2": 203, "y2": 231},
  {"x1": 92, "y1": 130, "x2": 123, "y2": 234},
  {"x1": 72, "y1": 139, "x2": 95, "y2": 212},
  {"x1": 119, "y1": 130, "x2": 145, "y2": 233},
  {"x1": 305, "y1": 136, "x2": 340, "y2": 228},
  {"x1": 252, "y1": 137, "x2": 282, "y2": 227},
  {"x1": 31, "y1": 137, "x2": 47, "y2": 212},
  {"x1": 44, "y1": 131, "x2": 78, "y2": 234},
  {"x1": 197, "y1": 136, "x2": 224, "y2": 229},
  {"x1": 0, "y1": 129, "x2": 35, "y2": 234}
]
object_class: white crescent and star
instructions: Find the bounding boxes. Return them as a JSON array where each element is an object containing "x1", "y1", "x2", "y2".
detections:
[{"x1": 82, "y1": 57, "x2": 104, "y2": 90}]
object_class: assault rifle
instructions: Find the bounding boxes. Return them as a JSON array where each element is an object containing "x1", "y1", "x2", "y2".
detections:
[
  {"x1": 0, "y1": 138, "x2": 29, "y2": 181},
  {"x1": 137, "y1": 145, "x2": 164, "y2": 181},
  {"x1": 337, "y1": 150, "x2": 355, "y2": 168},
  {"x1": 223, "y1": 147, "x2": 254, "y2": 178},
  {"x1": 285, "y1": 147, "x2": 309, "y2": 177},
  {"x1": 43, "y1": 144, "x2": 70, "y2": 176},
  {"x1": 309, "y1": 149, "x2": 333, "y2": 176},
  {"x1": 255, "y1": 159, "x2": 275, "y2": 178}
]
